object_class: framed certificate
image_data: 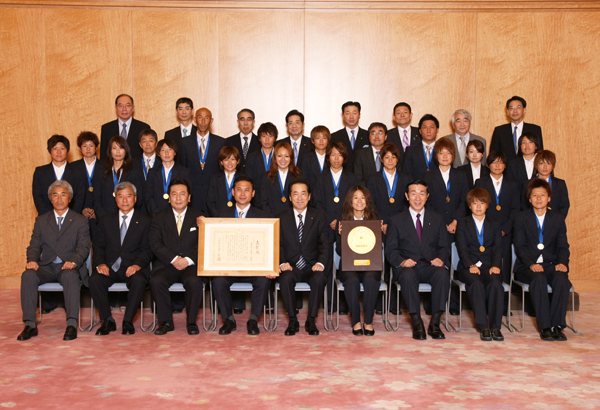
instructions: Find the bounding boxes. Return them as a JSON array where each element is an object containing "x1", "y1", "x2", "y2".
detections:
[
  {"x1": 340, "y1": 220, "x2": 383, "y2": 271},
  {"x1": 197, "y1": 218, "x2": 280, "y2": 276}
]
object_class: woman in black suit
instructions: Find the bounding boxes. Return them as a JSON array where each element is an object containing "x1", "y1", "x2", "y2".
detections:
[
  {"x1": 207, "y1": 146, "x2": 241, "y2": 216},
  {"x1": 301, "y1": 125, "x2": 330, "y2": 191},
  {"x1": 523, "y1": 150, "x2": 569, "y2": 217},
  {"x1": 458, "y1": 139, "x2": 489, "y2": 191},
  {"x1": 506, "y1": 132, "x2": 540, "y2": 209},
  {"x1": 259, "y1": 142, "x2": 301, "y2": 217},
  {"x1": 336, "y1": 186, "x2": 382, "y2": 336},
  {"x1": 145, "y1": 138, "x2": 191, "y2": 216}
]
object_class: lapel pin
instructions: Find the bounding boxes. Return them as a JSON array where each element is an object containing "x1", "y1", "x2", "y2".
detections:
[
  {"x1": 69, "y1": 219, "x2": 72, "y2": 222},
  {"x1": 136, "y1": 221, "x2": 139, "y2": 224}
]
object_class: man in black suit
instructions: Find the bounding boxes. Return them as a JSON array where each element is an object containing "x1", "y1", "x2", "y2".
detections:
[
  {"x1": 213, "y1": 175, "x2": 271, "y2": 335},
  {"x1": 149, "y1": 179, "x2": 205, "y2": 335},
  {"x1": 330, "y1": 101, "x2": 370, "y2": 173},
  {"x1": 133, "y1": 129, "x2": 161, "y2": 181},
  {"x1": 490, "y1": 96, "x2": 544, "y2": 163},
  {"x1": 178, "y1": 108, "x2": 225, "y2": 214},
  {"x1": 89, "y1": 182, "x2": 152, "y2": 336},
  {"x1": 402, "y1": 114, "x2": 439, "y2": 180},
  {"x1": 280, "y1": 110, "x2": 313, "y2": 168},
  {"x1": 100, "y1": 94, "x2": 151, "y2": 161},
  {"x1": 354, "y1": 122, "x2": 388, "y2": 186},
  {"x1": 272, "y1": 179, "x2": 330, "y2": 336},
  {"x1": 18, "y1": 181, "x2": 91, "y2": 341},
  {"x1": 226, "y1": 108, "x2": 261, "y2": 175},
  {"x1": 513, "y1": 179, "x2": 571, "y2": 341},
  {"x1": 387, "y1": 102, "x2": 422, "y2": 167},
  {"x1": 385, "y1": 180, "x2": 450, "y2": 340},
  {"x1": 164, "y1": 97, "x2": 196, "y2": 151}
]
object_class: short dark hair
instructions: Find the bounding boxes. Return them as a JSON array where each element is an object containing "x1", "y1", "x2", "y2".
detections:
[
  {"x1": 233, "y1": 174, "x2": 255, "y2": 190},
  {"x1": 534, "y1": 150, "x2": 557, "y2": 172},
  {"x1": 288, "y1": 178, "x2": 311, "y2": 196},
  {"x1": 466, "y1": 139, "x2": 485, "y2": 155},
  {"x1": 487, "y1": 150, "x2": 507, "y2": 166},
  {"x1": 138, "y1": 129, "x2": 157, "y2": 142},
  {"x1": 286, "y1": 109, "x2": 304, "y2": 123},
  {"x1": 257, "y1": 122, "x2": 278, "y2": 140},
  {"x1": 176, "y1": 97, "x2": 194, "y2": 110},
  {"x1": 168, "y1": 178, "x2": 192, "y2": 195},
  {"x1": 526, "y1": 178, "x2": 552, "y2": 199},
  {"x1": 393, "y1": 102, "x2": 412, "y2": 113},
  {"x1": 341, "y1": 101, "x2": 361, "y2": 113},
  {"x1": 368, "y1": 122, "x2": 388, "y2": 134},
  {"x1": 518, "y1": 132, "x2": 540, "y2": 152},
  {"x1": 115, "y1": 94, "x2": 133, "y2": 105},
  {"x1": 156, "y1": 138, "x2": 178, "y2": 155},
  {"x1": 326, "y1": 141, "x2": 348, "y2": 167},
  {"x1": 76, "y1": 131, "x2": 99, "y2": 148},
  {"x1": 506, "y1": 96, "x2": 527, "y2": 109},
  {"x1": 406, "y1": 179, "x2": 428, "y2": 195},
  {"x1": 418, "y1": 114, "x2": 439, "y2": 129},
  {"x1": 466, "y1": 188, "x2": 491, "y2": 206},
  {"x1": 238, "y1": 108, "x2": 255, "y2": 120},
  {"x1": 47, "y1": 134, "x2": 70, "y2": 153},
  {"x1": 379, "y1": 143, "x2": 401, "y2": 161},
  {"x1": 310, "y1": 125, "x2": 331, "y2": 143},
  {"x1": 218, "y1": 146, "x2": 241, "y2": 170},
  {"x1": 432, "y1": 137, "x2": 455, "y2": 165}
]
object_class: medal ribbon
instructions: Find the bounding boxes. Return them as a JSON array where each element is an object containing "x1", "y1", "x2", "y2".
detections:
[
  {"x1": 262, "y1": 150, "x2": 272, "y2": 172},
  {"x1": 495, "y1": 180, "x2": 502, "y2": 208},
  {"x1": 331, "y1": 172, "x2": 341, "y2": 199},
  {"x1": 475, "y1": 220, "x2": 484, "y2": 247},
  {"x1": 87, "y1": 162, "x2": 95, "y2": 188},
  {"x1": 423, "y1": 145, "x2": 432, "y2": 169},
  {"x1": 113, "y1": 168, "x2": 121, "y2": 188},
  {"x1": 536, "y1": 214, "x2": 545, "y2": 245},
  {"x1": 277, "y1": 171, "x2": 287, "y2": 198},
  {"x1": 197, "y1": 136, "x2": 210, "y2": 166},
  {"x1": 384, "y1": 171, "x2": 397, "y2": 201},
  {"x1": 142, "y1": 158, "x2": 149, "y2": 179},
  {"x1": 162, "y1": 166, "x2": 173, "y2": 197},
  {"x1": 225, "y1": 172, "x2": 235, "y2": 202}
]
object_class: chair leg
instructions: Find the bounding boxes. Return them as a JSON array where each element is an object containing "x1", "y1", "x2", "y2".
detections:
[
  {"x1": 510, "y1": 286, "x2": 525, "y2": 333},
  {"x1": 502, "y1": 285, "x2": 513, "y2": 332},
  {"x1": 37, "y1": 292, "x2": 42, "y2": 325},
  {"x1": 446, "y1": 282, "x2": 459, "y2": 332},
  {"x1": 382, "y1": 288, "x2": 392, "y2": 331},
  {"x1": 566, "y1": 288, "x2": 577, "y2": 333},
  {"x1": 140, "y1": 299, "x2": 156, "y2": 332},
  {"x1": 80, "y1": 296, "x2": 98, "y2": 332}
]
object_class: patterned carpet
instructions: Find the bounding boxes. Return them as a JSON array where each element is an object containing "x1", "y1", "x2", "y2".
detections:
[{"x1": 0, "y1": 289, "x2": 598, "y2": 409}]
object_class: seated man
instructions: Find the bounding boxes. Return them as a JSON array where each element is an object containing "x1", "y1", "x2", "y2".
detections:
[
  {"x1": 89, "y1": 182, "x2": 153, "y2": 336},
  {"x1": 18, "y1": 181, "x2": 91, "y2": 341},
  {"x1": 272, "y1": 179, "x2": 330, "y2": 336},
  {"x1": 385, "y1": 179, "x2": 450, "y2": 340},
  {"x1": 513, "y1": 179, "x2": 570, "y2": 341},
  {"x1": 149, "y1": 179, "x2": 205, "y2": 335},
  {"x1": 213, "y1": 175, "x2": 271, "y2": 335}
]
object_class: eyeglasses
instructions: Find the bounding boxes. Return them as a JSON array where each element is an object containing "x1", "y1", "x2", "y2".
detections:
[{"x1": 117, "y1": 104, "x2": 132, "y2": 109}]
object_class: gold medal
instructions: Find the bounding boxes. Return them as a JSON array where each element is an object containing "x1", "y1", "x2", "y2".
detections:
[
  {"x1": 113, "y1": 192, "x2": 116, "y2": 197},
  {"x1": 537, "y1": 243, "x2": 544, "y2": 250},
  {"x1": 496, "y1": 205, "x2": 501, "y2": 211},
  {"x1": 389, "y1": 197, "x2": 395, "y2": 204},
  {"x1": 334, "y1": 197, "x2": 340, "y2": 203},
  {"x1": 88, "y1": 186, "x2": 94, "y2": 192},
  {"x1": 227, "y1": 201, "x2": 233, "y2": 207},
  {"x1": 201, "y1": 162, "x2": 205, "y2": 170},
  {"x1": 479, "y1": 246, "x2": 485, "y2": 253},
  {"x1": 446, "y1": 196, "x2": 450, "y2": 203},
  {"x1": 163, "y1": 193, "x2": 169, "y2": 200},
  {"x1": 348, "y1": 226, "x2": 377, "y2": 255},
  {"x1": 281, "y1": 197, "x2": 286, "y2": 203}
]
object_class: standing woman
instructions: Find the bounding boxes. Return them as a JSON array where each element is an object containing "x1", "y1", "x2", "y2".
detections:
[
  {"x1": 145, "y1": 138, "x2": 191, "y2": 216},
  {"x1": 93, "y1": 136, "x2": 144, "y2": 220},
  {"x1": 301, "y1": 126, "x2": 330, "y2": 190},
  {"x1": 246, "y1": 122, "x2": 277, "y2": 207},
  {"x1": 336, "y1": 186, "x2": 382, "y2": 336},
  {"x1": 259, "y1": 142, "x2": 301, "y2": 217},
  {"x1": 525, "y1": 150, "x2": 569, "y2": 217},
  {"x1": 207, "y1": 146, "x2": 241, "y2": 217},
  {"x1": 506, "y1": 132, "x2": 540, "y2": 209},
  {"x1": 458, "y1": 140, "x2": 489, "y2": 191}
]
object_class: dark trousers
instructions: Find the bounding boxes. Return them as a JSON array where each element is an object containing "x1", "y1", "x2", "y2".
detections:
[
  {"x1": 279, "y1": 266, "x2": 326, "y2": 319},
  {"x1": 150, "y1": 265, "x2": 205, "y2": 324},
  {"x1": 392, "y1": 262, "x2": 449, "y2": 317},
  {"x1": 89, "y1": 268, "x2": 148, "y2": 323},
  {"x1": 21, "y1": 263, "x2": 80, "y2": 324},
  {"x1": 339, "y1": 270, "x2": 380, "y2": 326},
  {"x1": 213, "y1": 276, "x2": 271, "y2": 319},
  {"x1": 458, "y1": 267, "x2": 504, "y2": 330},
  {"x1": 515, "y1": 263, "x2": 571, "y2": 330}
]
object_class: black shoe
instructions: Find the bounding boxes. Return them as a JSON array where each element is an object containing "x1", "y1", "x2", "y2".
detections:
[
  {"x1": 247, "y1": 319, "x2": 260, "y2": 335},
  {"x1": 552, "y1": 327, "x2": 567, "y2": 342},
  {"x1": 527, "y1": 310, "x2": 536, "y2": 318},
  {"x1": 412, "y1": 323, "x2": 426, "y2": 340},
  {"x1": 154, "y1": 321, "x2": 174, "y2": 335},
  {"x1": 122, "y1": 321, "x2": 135, "y2": 335},
  {"x1": 480, "y1": 328, "x2": 492, "y2": 341},
  {"x1": 363, "y1": 325, "x2": 375, "y2": 337},
  {"x1": 305, "y1": 321, "x2": 319, "y2": 336},
  {"x1": 285, "y1": 320, "x2": 300, "y2": 336},
  {"x1": 95, "y1": 320, "x2": 116, "y2": 336},
  {"x1": 449, "y1": 308, "x2": 460, "y2": 316},
  {"x1": 492, "y1": 328, "x2": 504, "y2": 341},
  {"x1": 41, "y1": 308, "x2": 55, "y2": 314},
  {"x1": 375, "y1": 310, "x2": 383, "y2": 315},
  {"x1": 503, "y1": 310, "x2": 513, "y2": 317},
  {"x1": 428, "y1": 323, "x2": 445, "y2": 340},
  {"x1": 17, "y1": 326, "x2": 38, "y2": 341},
  {"x1": 172, "y1": 308, "x2": 183, "y2": 314},
  {"x1": 63, "y1": 325, "x2": 77, "y2": 341},
  {"x1": 425, "y1": 309, "x2": 432, "y2": 316},
  {"x1": 540, "y1": 328, "x2": 554, "y2": 341},
  {"x1": 233, "y1": 308, "x2": 244, "y2": 315},
  {"x1": 352, "y1": 325, "x2": 363, "y2": 336},
  {"x1": 339, "y1": 310, "x2": 348, "y2": 316},
  {"x1": 218, "y1": 319, "x2": 237, "y2": 335},
  {"x1": 187, "y1": 323, "x2": 200, "y2": 335},
  {"x1": 390, "y1": 308, "x2": 399, "y2": 315}
]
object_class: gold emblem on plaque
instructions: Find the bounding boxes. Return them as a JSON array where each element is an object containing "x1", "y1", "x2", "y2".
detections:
[{"x1": 347, "y1": 226, "x2": 377, "y2": 255}]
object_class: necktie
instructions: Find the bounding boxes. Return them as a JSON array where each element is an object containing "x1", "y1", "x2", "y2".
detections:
[
  {"x1": 121, "y1": 123, "x2": 127, "y2": 139},
  {"x1": 416, "y1": 213, "x2": 422, "y2": 243},
  {"x1": 238, "y1": 210, "x2": 244, "y2": 219},
  {"x1": 375, "y1": 151, "x2": 381, "y2": 172},
  {"x1": 57, "y1": 216, "x2": 64, "y2": 231},
  {"x1": 112, "y1": 215, "x2": 128, "y2": 271},
  {"x1": 293, "y1": 141, "x2": 298, "y2": 165},
  {"x1": 350, "y1": 130, "x2": 356, "y2": 150},
  {"x1": 403, "y1": 129, "x2": 409, "y2": 151},
  {"x1": 296, "y1": 214, "x2": 307, "y2": 269},
  {"x1": 201, "y1": 138, "x2": 206, "y2": 157},
  {"x1": 459, "y1": 136, "x2": 466, "y2": 164},
  {"x1": 183, "y1": 128, "x2": 188, "y2": 138},
  {"x1": 426, "y1": 146, "x2": 432, "y2": 162},
  {"x1": 243, "y1": 136, "x2": 249, "y2": 159},
  {"x1": 177, "y1": 214, "x2": 183, "y2": 235},
  {"x1": 513, "y1": 126, "x2": 519, "y2": 154}
]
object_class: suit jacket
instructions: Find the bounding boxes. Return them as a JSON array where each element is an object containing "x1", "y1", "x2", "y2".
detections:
[
  {"x1": 490, "y1": 122, "x2": 544, "y2": 163},
  {"x1": 444, "y1": 133, "x2": 487, "y2": 168},
  {"x1": 217, "y1": 205, "x2": 266, "y2": 219},
  {"x1": 513, "y1": 209, "x2": 569, "y2": 270},
  {"x1": 164, "y1": 124, "x2": 197, "y2": 153},
  {"x1": 144, "y1": 163, "x2": 191, "y2": 216},
  {"x1": 207, "y1": 172, "x2": 239, "y2": 217},
  {"x1": 367, "y1": 170, "x2": 412, "y2": 225},
  {"x1": 27, "y1": 210, "x2": 91, "y2": 286},
  {"x1": 520, "y1": 176, "x2": 570, "y2": 217},
  {"x1": 422, "y1": 166, "x2": 469, "y2": 226},
  {"x1": 226, "y1": 133, "x2": 261, "y2": 174},
  {"x1": 132, "y1": 155, "x2": 162, "y2": 181},
  {"x1": 245, "y1": 149, "x2": 271, "y2": 208},
  {"x1": 299, "y1": 151, "x2": 326, "y2": 191},
  {"x1": 92, "y1": 167, "x2": 146, "y2": 220},
  {"x1": 314, "y1": 170, "x2": 359, "y2": 240},
  {"x1": 385, "y1": 209, "x2": 450, "y2": 268},
  {"x1": 455, "y1": 216, "x2": 502, "y2": 271},
  {"x1": 387, "y1": 126, "x2": 422, "y2": 154},
  {"x1": 280, "y1": 136, "x2": 313, "y2": 168},
  {"x1": 92, "y1": 210, "x2": 153, "y2": 276},
  {"x1": 506, "y1": 157, "x2": 534, "y2": 209},
  {"x1": 474, "y1": 175, "x2": 520, "y2": 235},
  {"x1": 149, "y1": 206, "x2": 203, "y2": 272},
  {"x1": 354, "y1": 147, "x2": 380, "y2": 186},
  {"x1": 278, "y1": 207, "x2": 330, "y2": 268},
  {"x1": 100, "y1": 118, "x2": 151, "y2": 161},
  {"x1": 70, "y1": 159, "x2": 105, "y2": 211},
  {"x1": 259, "y1": 172, "x2": 295, "y2": 217},
  {"x1": 177, "y1": 133, "x2": 225, "y2": 214},
  {"x1": 330, "y1": 127, "x2": 370, "y2": 173},
  {"x1": 458, "y1": 163, "x2": 490, "y2": 191},
  {"x1": 32, "y1": 162, "x2": 86, "y2": 215},
  {"x1": 402, "y1": 143, "x2": 433, "y2": 180}
]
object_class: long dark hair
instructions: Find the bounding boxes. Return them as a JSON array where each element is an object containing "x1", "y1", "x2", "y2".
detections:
[
  {"x1": 267, "y1": 142, "x2": 301, "y2": 182},
  {"x1": 341, "y1": 185, "x2": 378, "y2": 220},
  {"x1": 103, "y1": 136, "x2": 132, "y2": 178}
]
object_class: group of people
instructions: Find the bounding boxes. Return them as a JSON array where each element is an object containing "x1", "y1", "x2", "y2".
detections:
[{"x1": 19, "y1": 94, "x2": 571, "y2": 344}]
